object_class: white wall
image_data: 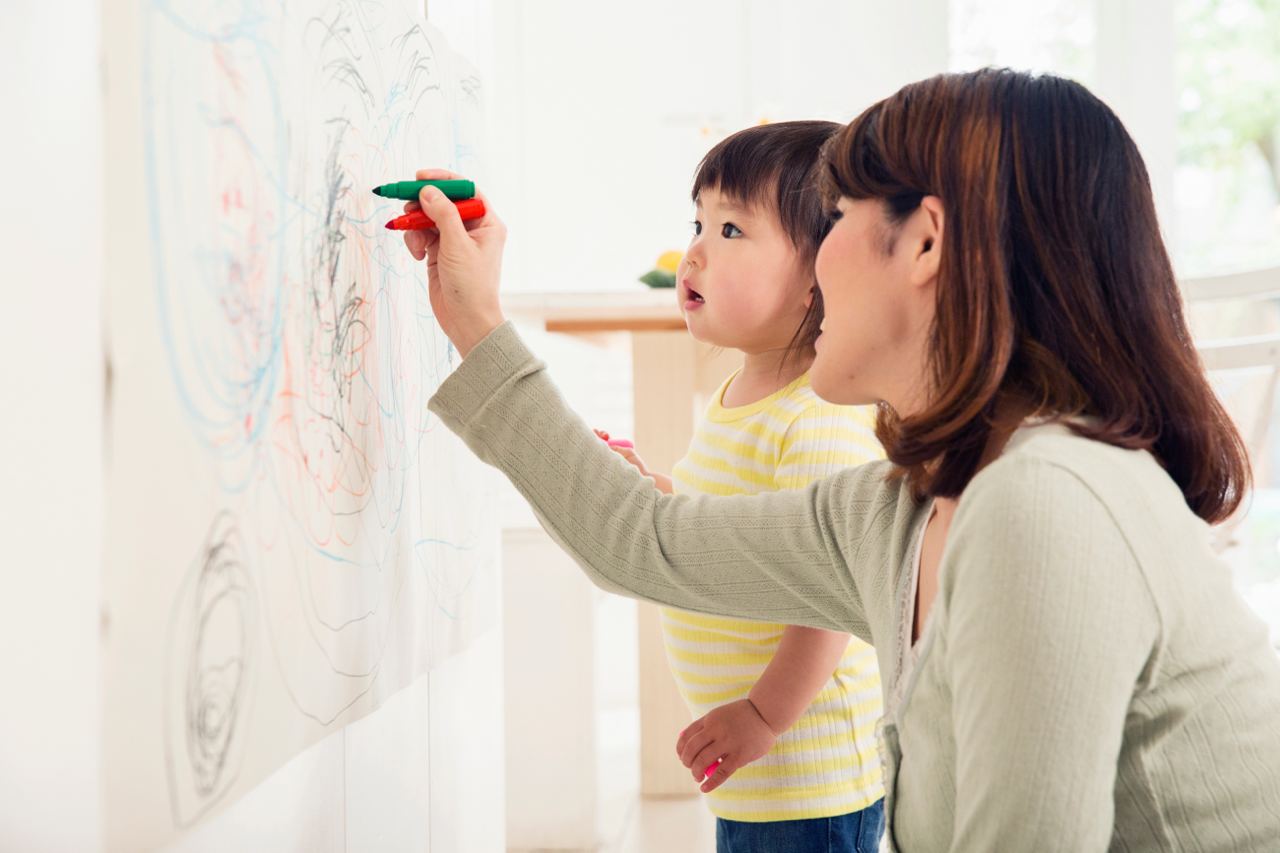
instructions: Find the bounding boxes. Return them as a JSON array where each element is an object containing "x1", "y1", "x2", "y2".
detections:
[
  {"x1": 0, "y1": 2, "x2": 104, "y2": 850},
  {"x1": 486, "y1": 0, "x2": 949, "y2": 292},
  {"x1": 123, "y1": 0, "x2": 510, "y2": 840},
  {"x1": 163, "y1": 632, "x2": 504, "y2": 853},
  {"x1": 0, "y1": 0, "x2": 506, "y2": 849},
  {"x1": 1093, "y1": 0, "x2": 1177, "y2": 231}
]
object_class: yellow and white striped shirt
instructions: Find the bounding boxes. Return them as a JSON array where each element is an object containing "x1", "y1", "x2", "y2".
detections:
[{"x1": 664, "y1": 369, "x2": 884, "y2": 822}]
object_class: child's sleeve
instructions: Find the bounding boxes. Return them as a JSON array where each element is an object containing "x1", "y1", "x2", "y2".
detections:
[{"x1": 774, "y1": 403, "x2": 884, "y2": 491}]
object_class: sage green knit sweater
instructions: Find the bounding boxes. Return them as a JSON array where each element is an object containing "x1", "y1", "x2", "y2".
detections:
[{"x1": 429, "y1": 322, "x2": 1280, "y2": 852}]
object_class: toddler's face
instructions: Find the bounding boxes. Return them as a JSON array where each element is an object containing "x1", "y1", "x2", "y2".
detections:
[{"x1": 678, "y1": 186, "x2": 814, "y2": 354}]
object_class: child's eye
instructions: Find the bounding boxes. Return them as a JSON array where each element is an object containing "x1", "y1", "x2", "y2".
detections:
[
  {"x1": 721, "y1": 223, "x2": 743, "y2": 238},
  {"x1": 826, "y1": 209, "x2": 844, "y2": 222},
  {"x1": 691, "y1": 220, "x2": 702, "y2": 236}
]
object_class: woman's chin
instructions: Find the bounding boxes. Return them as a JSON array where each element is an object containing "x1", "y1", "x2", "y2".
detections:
[
  {"x1": 808, "y1": 368, "x2": 843, "y2": 404},
  {"x1": 810, "y1": 358, "x2": 873, "y2": 406}
]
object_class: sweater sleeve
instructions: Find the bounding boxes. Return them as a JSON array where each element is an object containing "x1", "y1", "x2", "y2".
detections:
[
  {"x1": 427, "y1": 322, "x2": 905, "y2": 637},
  {"x1": 940, "y1": 454, "x2": 1159, "y2": 852}
]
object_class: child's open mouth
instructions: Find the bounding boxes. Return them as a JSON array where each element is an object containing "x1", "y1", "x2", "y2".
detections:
[{"x1": 681, "y1": 280, "x2": 705, "y2": 311}]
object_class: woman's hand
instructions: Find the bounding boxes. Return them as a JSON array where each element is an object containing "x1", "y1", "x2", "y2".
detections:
[
  {"x1": 676, "y1": 699, "x2": 778, "y2": 793},
  {"x1": 402, "y1": 168, "x2": 506, "y2": 357}
]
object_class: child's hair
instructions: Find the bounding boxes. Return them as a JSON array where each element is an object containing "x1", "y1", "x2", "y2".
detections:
[{"x1": 691, "y1": 120, "x2": 841, "y2": 369}]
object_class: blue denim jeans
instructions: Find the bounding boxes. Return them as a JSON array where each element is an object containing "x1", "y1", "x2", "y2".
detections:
[{"x1": 715, "y1": 800, "x2": 885, "y2": 853}]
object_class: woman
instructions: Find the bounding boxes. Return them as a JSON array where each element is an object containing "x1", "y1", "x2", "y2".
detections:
[{"x1": 406, "y1": 69, "x2": 1280, "y2": 850}]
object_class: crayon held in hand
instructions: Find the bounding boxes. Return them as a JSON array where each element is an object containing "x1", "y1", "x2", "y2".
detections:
[
  {"x1": 372, "y1": 179, "x2": 476, "y2": 200},
  {"x1": 385, "y1": 198, "x2": 486, "y2": 231}
]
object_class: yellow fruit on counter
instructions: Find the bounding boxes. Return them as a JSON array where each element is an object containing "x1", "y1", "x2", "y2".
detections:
[{"x1": 655, "y1": 250, "x2": 683, "y2": 273}]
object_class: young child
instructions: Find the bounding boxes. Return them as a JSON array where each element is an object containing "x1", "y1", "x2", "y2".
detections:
[{"x1": 603, "y1": 122, "x2": 886, "y2": 853}]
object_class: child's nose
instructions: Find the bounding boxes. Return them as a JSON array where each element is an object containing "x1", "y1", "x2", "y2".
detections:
[{"x1": 684, "y1": 241, "x2": 706, "y2": 272}]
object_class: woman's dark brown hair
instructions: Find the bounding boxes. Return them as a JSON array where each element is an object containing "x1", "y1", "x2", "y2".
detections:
[
  {"x1": 692, "y1": 120, "x2": 841, "y2": 370},
  {"x1": 822, "y1": 68, "x2": 1249, "y2": 523}
]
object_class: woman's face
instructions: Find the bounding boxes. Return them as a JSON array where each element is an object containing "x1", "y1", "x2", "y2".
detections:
[{"x1": 810, "y1": 197, "x2": 941, "y2": 413}]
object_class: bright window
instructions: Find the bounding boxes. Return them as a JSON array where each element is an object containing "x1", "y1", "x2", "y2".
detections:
[{"x1": 951, "y1": 0, "x2": 1280, "y2": 642}]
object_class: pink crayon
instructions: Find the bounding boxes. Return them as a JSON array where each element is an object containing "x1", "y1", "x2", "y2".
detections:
[
  {"x1": 703, "y1": 758, "x2": 722, "y2": 779},
  {"x1": 595, "y1": 430, "x2": 634, "y2": 450}
]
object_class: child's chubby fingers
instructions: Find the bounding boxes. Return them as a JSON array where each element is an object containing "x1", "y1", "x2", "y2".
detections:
[
  {"x1": 675, "y1": 722, "x2": 701, "y2": 759},
  {"x1": 607, "y1": 445, "x2": 648, "y2": 474},
  {"x1": 617, "y1": 447, "x2": 644, "y2": 467},
  {"x1": 687, "y1": 742, "x2": 725, "y2": 782},
  {"x1": 700, "y1": 757, "x2": 739, "y2": 793},
  {"x1": 678, "y1": 727, "x2": 716, "y2": 769}
]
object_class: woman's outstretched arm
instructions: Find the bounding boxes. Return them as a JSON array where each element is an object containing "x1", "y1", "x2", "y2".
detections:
[
  {"x1": 427, "y1": 321, "x2": 913, "y2": 639},
  {"x1": 409, "y1": 169, "x2": 913, "y2": 638}
]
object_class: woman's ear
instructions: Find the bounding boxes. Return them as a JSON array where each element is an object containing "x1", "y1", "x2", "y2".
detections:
[
  {"x1": 910, "y1": 196, "x2": 945, "y2": 286},
  {"x1": 803, "y1": 285, "x2": 816, "y2": 310}
]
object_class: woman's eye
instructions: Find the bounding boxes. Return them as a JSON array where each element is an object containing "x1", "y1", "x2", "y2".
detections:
[
  {"x1": 721, "y1": 223, "x2": 743, "y2": 238},
  {"x1": 691, "y1": 220, "x2": 702, "y2": 236},
  {"x1": 826, "y1": 209, "x2": 844, "y2": 222}
]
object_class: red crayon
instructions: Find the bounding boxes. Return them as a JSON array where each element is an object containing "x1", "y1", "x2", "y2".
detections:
[{"x1": 385, "y1": 197, "x2": 486, "y2": 230}]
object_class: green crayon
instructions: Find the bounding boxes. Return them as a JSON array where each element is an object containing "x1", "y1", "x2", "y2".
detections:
[{"x1": 371, "y1": 179, "x2": 475, "y2": 201}]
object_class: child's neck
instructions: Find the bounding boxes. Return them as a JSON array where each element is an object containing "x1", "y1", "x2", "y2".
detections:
[{"x1": 721, "y1": 347, "x2": 813, "y2": 409}]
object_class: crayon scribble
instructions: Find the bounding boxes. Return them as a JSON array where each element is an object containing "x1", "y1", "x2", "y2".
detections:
[{"x1": 137, "y1": 0, "x2": 493, "y2": 827}]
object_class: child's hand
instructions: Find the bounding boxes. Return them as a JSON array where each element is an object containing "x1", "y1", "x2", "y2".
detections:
[
  {"x1": 595, "y1": 429, "x2": 652, "y2": 477},
  {"x1": 676, "y1": 699, "x2": 778, "y2": 793}
]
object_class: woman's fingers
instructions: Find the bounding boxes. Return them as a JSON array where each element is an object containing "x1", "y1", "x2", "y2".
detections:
[
  {"x1": 417, "y1": 186, "x2": 471, "y2": 246},
  {"x1": 408, "y1": 170, "x2": 502, "y2": 240},
  {"x1": 402, "y1": 168, "x2": 506, "y2": 358},
  {"x1": 404, "y1": 229, "x2": 427, "y2": 261},
  {"x1": 415, "y1": 167, "x2": 467, "y2": 181},
  {"x1": 421, "y1": 228, "x2": 440, "y2": 262},
  {"x1": 412, "y1": 168, "x2": 497, "y2": 224}
]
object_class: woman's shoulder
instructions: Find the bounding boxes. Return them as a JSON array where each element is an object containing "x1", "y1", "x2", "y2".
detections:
[
  {"x1": 975, "y1": 421, "x2": 1192, "y2": 520},
  {"x1": 956, "y1": 421, "x2": 1214, "y2": 596}
]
